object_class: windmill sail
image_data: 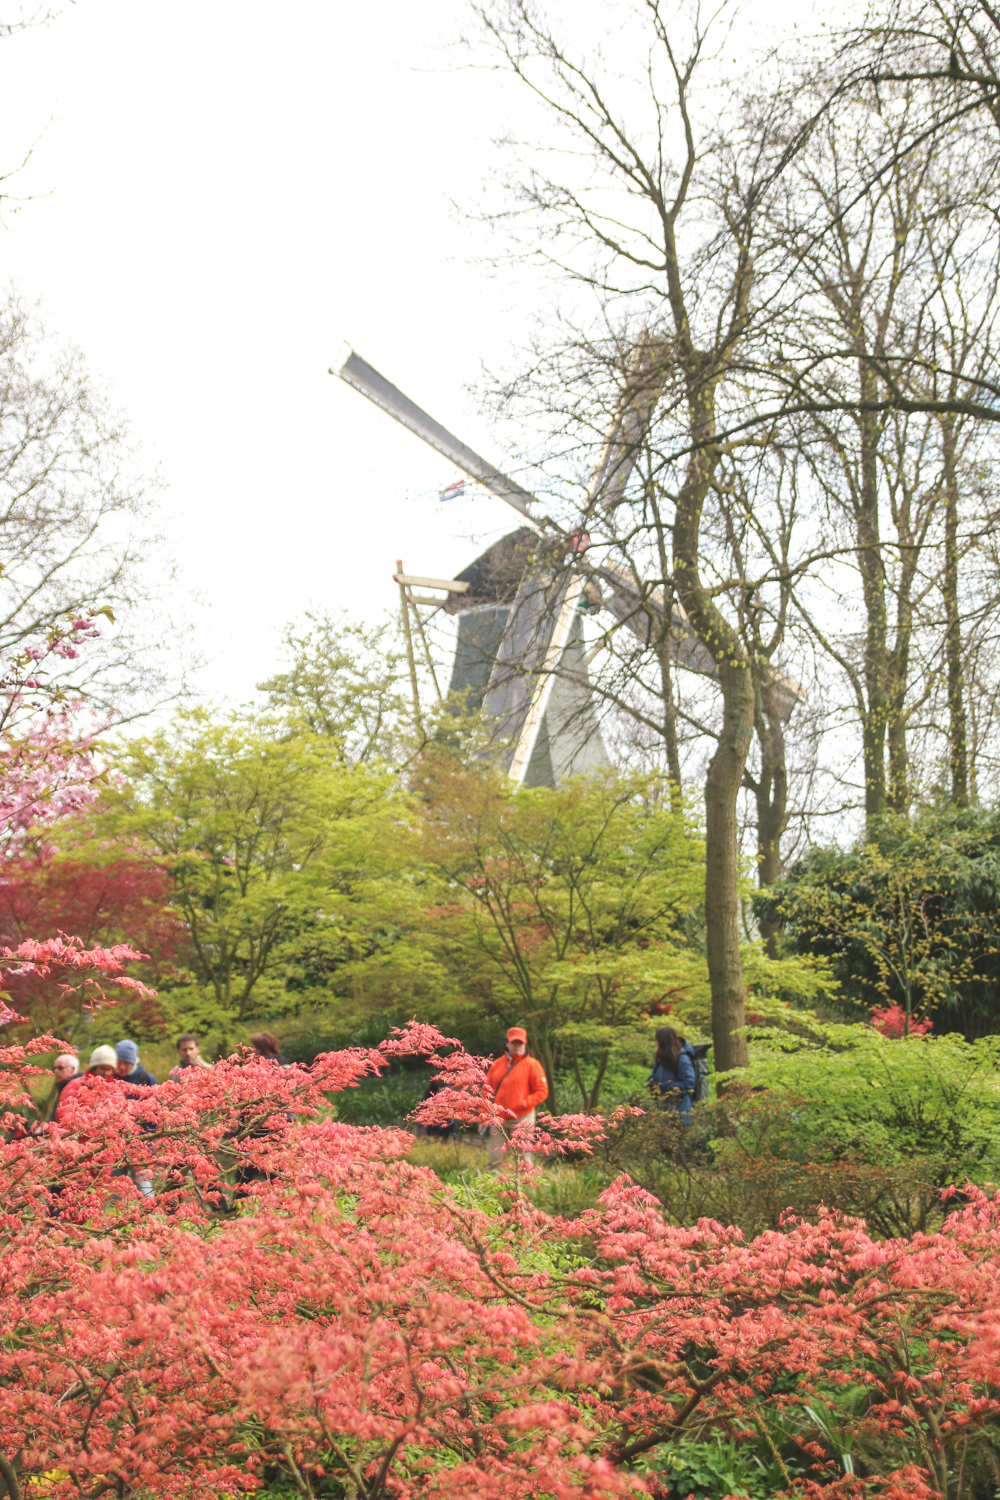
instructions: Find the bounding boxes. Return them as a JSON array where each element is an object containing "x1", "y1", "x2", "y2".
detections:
[{"x1": 335, "y1": 348, "x2": 542, "y2": 531}]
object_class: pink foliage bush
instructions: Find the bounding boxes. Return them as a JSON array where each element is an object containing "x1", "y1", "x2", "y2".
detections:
[
  {"x1": 0, "y1": 1026, "x2": 999, "y2": 1499},
  {"x1": 0, "y1": 623, "x2": 162, "y2": 1035}
]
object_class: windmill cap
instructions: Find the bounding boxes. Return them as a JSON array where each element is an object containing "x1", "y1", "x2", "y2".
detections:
[{"x1": 507, "y1": 1027, "x2": 527, "y2": 1043}]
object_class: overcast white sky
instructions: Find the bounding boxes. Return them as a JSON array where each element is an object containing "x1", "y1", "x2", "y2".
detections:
[
  {"x1": 0, "y1": 0, "x2": 541, "y2": 704},
  {"x1": 0, "y1": 0, "x2": 823, "y2": 713}
]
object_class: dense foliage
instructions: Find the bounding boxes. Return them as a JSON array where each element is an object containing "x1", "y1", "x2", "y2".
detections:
[
  {"x1": 101, "y1": 709, "x2": 419, "y2": 1049},
  {"x1": 606, "y1": 1028, "x2": 1000, "y2": 1239},
  {"x1": 0, "y1": 851, "x2": 177, "y2": 1039},
  {"x1": 414, "y1": 762, "x2": 707, "y2": 1111},
  {"x1": 757, "y1": 806, "x2": 1000, "y2": 1038},
  {"x1": 5, "y1": 1017, "x2": 1000, "y2": 1499}
]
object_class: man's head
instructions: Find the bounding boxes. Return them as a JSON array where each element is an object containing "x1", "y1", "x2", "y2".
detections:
[
  {"x1": 53, "y1": 1054, "x2": 77, "y2": 1084},
  {"x1": 177, "y1": 1033, "x2": 200, "y2": 1066},
  {"x1": 115, "y1": 1040, "x2": 139, "y2": 1077},
  {"x1": 88, "y1": 1044, "x2": 117, "y2": 1080},
  {"x1": 506, "y1": 1026, "x2": 527, "y2": 1057}
]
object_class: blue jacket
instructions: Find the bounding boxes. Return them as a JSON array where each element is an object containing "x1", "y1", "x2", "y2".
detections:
[
  {"x1": 122, "y1": 1064, "x2": 158, "y2": 1088},
  {"x1": 647, "y1": 1046, "x2": 697, "y2": 1117}
]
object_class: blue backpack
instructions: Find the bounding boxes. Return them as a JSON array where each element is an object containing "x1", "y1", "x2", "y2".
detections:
[{"x1": 688, "y1": 1044, "x2": 711, "y2": 1104}]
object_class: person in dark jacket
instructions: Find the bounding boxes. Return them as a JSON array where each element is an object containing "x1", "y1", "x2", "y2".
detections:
[
  {"x1": 114, "y1": 1040, "x2": 157, "y2": 1199},
  {"x1": 115, "y1": 1040, "x2": 158, "y2": 1087},
  {"x1": 647, "y1": 1026, "x2": 697, "y2": 1119}
]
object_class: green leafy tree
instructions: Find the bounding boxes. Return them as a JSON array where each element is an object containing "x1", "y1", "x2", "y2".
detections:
[
  {"x1": 258, "y1": 610, "x2": 412, "y2": 763},
  {"x1": 103, "y1": 708, "x2": 416, "y2": 1047},
  {"x1": 415, "y1": 762, "x2": 707, "y2": 1111},
  {"x1": 756, "y1": 804, "x2": 1000, "y2": 1038}
]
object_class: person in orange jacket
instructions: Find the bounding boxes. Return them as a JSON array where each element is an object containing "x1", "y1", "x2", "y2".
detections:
[{"x1": 483, "y1": 1026, "x2": 548, "y2": 1170}]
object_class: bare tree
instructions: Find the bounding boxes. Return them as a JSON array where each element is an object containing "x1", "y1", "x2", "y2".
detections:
[
  {"x1": 468, "y1": 0, "x2": 825, "y2": 1069},
  {"x1": 760, "y1": 81, "x2": 1000, "y2": 827},
  {"x1": 0, "y1": 289, "x2": 173, "y2": 709}
]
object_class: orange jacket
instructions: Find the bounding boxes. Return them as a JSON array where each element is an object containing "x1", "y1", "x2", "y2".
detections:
[{"x1": 485, "y1": 1052, "x2": 549, "y2": 1120}]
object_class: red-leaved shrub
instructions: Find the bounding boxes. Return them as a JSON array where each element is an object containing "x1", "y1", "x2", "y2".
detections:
[
  {"x1": 870, "y1": 1004, "x2": 933, "y2": 1038},
  {"x1": 1, "y1": 1016, "x2": 999, "y2": 1499}
]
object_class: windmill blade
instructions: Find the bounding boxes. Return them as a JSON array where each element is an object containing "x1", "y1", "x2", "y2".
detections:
[
  {"x1": 507, "y1": 578, "x2": 585, "y2": 784},
  {"x1": 330, "y1": 345, "x2": 682, "y2": 652},
  {"x1": 331, "y1": 347, "x2": 544, "y2": 534}
]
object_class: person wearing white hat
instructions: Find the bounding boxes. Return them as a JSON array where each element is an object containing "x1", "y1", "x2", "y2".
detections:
[{"x1": 54, "y1": 1044, "x2": 119, "y2": 1125}]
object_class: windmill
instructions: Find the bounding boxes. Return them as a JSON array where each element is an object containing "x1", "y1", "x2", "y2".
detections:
[{"x1": 331, "y1": 347, "x2": 801, "y2": 786}]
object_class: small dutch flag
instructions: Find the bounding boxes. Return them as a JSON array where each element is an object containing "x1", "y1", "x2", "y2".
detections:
[{"x1": 439, "y1": 479, "x2": 466, "y2": 502}]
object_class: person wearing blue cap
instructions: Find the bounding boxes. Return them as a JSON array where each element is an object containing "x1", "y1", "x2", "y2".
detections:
[
  {"x1": 114, "y1": 1040, "x2": 158, "y2": 1200},
  {"x1": 115, "y1": 1040, "x2": 158, "y2": 1088}
]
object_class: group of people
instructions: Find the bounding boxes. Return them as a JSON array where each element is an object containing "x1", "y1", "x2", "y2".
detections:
[
  {"x1": 44, "y1": 1032, "x2": 290, "y2": 1197},
  {"x1": 44, "y1": 1021, "x2": 701, "y2": 1186},
  {"x1": 48, "y1": 1033, "x2": 213, "y2": 1124}
]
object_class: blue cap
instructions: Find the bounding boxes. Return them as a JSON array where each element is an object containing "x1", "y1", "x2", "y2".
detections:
[{"x1": 115, "y1": 1039, "x2": 139, "y2": 1065}]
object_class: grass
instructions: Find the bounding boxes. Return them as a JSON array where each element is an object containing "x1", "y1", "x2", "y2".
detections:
[{"x1": 407, "y1": 1134, "x2": 609, "y2": 1217}]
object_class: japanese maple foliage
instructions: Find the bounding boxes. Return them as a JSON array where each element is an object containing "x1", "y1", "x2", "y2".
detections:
[
  {"x1": 870, "y1": 1003, "x2": 934, "y2": 1038},
  {"x1": 2, "y1": 1021, "x2": 1000, "y2": 1500},
  {"x1": 0, "y1": 854, "x2": 175, "y2": 1035},
  {"x1": 0, "y1": 621, "x2": 168, "y2": 1038}
]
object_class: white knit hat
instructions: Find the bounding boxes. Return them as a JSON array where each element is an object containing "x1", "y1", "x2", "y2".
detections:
[{"x1": 89, "y1": 1044, "x2": 117, "y2": 1068}]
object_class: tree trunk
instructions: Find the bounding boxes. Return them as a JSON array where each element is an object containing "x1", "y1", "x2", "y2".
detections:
[
  {"x1": 673, "y1": 376, "x2": 752, "y2": 1073},
  {"x1": 886, "y1": 588, "x2": 913, "y2": 814},
  {"x1": 535, "y1": 1031, "x2": 557, "y2": 1115},
  {"x1": 656, "y1": 639, "x2": 683, "y2": 806},
  {"x1": 856, "y1": 390, "x2": 890, "y2": 828},
  {"x1": 752, "y1": 688, "x2": 788, "y2": 959},
  {"x1": 704, "y1": 661, "x2": 754, "y2": 1069},
  {"x1": 941, "y1": 418, "x2": 969, "y2": 805}
]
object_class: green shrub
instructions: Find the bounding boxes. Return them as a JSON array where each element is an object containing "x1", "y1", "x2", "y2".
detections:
[
  {"x1": 640, "y1": 1434, "x2": 807, "y2": 1499},
  {"x1": 756, "y1": 803, "x2": 1000, "y2": 1038},
  {"x1": 332, "y1": 1068, "x2": 431, "y2": 1126},
  {"x1": 603, "y1": 1030, "x2": 1000, "y2": 1237},
  {"x1": 739, "y1": 1028, "x2": 1000, "y2": 1187}
]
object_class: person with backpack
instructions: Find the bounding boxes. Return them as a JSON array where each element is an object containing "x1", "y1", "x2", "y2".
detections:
[
  {"x1": 482, "y1": 1026, "x2": 548, "y2": 1170},
  {"x1": 646, "y1": 1026, "x2": 706, "y2": 1120}
]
